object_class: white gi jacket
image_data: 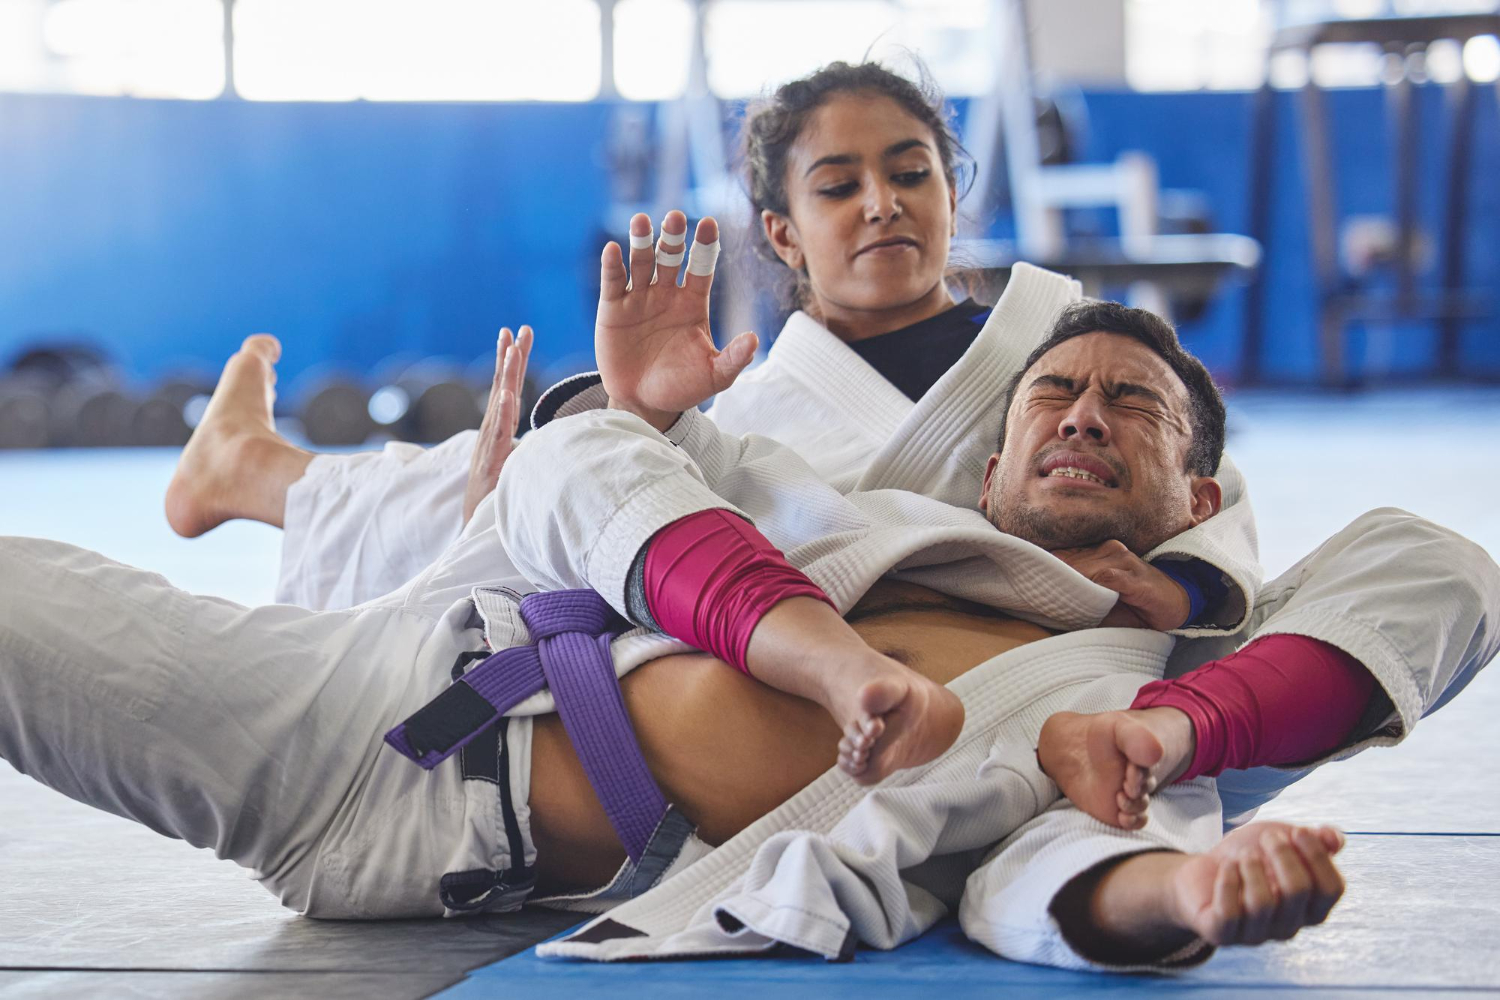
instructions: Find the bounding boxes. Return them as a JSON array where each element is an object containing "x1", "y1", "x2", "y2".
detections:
[
  {"x1": 277, "y1": 264, "x2": 1249, "y2": 629},
  {"x1": 493, "y1": 390, "x2": 1499, "y2": 970}
]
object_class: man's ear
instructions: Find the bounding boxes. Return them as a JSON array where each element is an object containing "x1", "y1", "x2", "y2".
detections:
[
  {"x1": 948, "y1": 180, "x2": 958, "y2": 237},
  {"x1": 1188, "y1": 476, "x2": 1222, "y2": 525},
  {"x1": 978, "y1": 453, "x2": 1001, "y2": 513},
  {"x1": 761, "y1": 209, "x2": 803, "y2": 270}
]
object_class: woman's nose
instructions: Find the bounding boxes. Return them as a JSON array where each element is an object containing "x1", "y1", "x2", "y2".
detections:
[{"x1": 864, "y1": 181, "x2": 901, "y2": 223}]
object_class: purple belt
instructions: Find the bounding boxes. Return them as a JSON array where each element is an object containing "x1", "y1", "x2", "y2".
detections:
[{"x1": 385, "y1": 589, "x2": 671, "y2": 864}]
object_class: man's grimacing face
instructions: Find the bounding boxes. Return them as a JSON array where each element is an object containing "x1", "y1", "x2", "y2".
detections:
[{"x1": 978, "y1": 331, "x2": 1222, "y2": 554}]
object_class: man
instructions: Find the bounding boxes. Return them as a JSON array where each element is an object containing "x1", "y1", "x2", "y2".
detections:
[{"x1": 486, "y1": 297, "x2": 1497, "y2": 968}]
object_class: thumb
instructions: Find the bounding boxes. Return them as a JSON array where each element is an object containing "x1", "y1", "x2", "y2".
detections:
[{"x1": 711, "y1": 331, "x2": 758, "y2": 391}]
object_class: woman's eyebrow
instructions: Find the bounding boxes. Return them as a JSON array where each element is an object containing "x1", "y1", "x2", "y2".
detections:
[
  {"x1": 804, "y1": 138, "x2": 932, "y2": 176},
  {"x1": 883, "y1": 138, "x2": 930, "y2": 158},
  {"x1": 805, "y1": 153, "x2": 856, "y2": 176}
]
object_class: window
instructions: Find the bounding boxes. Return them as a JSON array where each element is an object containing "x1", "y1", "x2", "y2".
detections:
[
  {"x1": 0, "y1": 0, "x2": 224, "y2": 99},
  {"x1": 233, "y1": 0, "x2": 601, "y2": 102},
  {"x1": 614, "y1": 0, "x2": 695, "y2": 100},
  {"x1": 700, "y1": 0, "x2": 995, "y2": 100},
  {"x1": 1129, "y1": 0, "x2": 1500, "y2": 92}
]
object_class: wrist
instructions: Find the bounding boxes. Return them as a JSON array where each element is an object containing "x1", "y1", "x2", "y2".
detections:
[{"x1": 606, "y1": 395, "x2": 679, "y2": 434}]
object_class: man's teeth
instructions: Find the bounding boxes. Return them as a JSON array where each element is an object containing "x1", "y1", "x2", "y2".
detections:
[{"x1": 1047, "y1": 467, "x2": 1109, "y2": 485}]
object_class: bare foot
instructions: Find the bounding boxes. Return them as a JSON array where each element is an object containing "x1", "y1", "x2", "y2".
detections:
[
  {"x1": 165, "y1": 334, "x2": 311, "y2": 536},
  {"x1": 1037, "y1": 707, "x2": 1194, "y2": 830},
  {"x1": 834, "y1": 663, "x2": 965, "y2": 785}
]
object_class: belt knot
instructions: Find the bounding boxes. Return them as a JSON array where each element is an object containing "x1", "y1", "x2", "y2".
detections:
[{"x1": 519, "y1": 589, "x2": 612, "y2": 640}]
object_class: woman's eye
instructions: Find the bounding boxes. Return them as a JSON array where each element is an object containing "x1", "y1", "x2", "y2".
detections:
[
  {"x1": 818, "y1": 182, "x2": 858, "y2": 198},
  {"x1": 894, "y1": 169, "x2": 930, "y2": 185}
]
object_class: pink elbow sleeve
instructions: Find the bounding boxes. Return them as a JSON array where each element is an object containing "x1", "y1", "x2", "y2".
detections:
[
  {"x1": 1131, "y1": 633, "x2": 1377, "y2": 781},
  {"x1": 642, "y1": 509, "x2": 834, "y2": 675}
]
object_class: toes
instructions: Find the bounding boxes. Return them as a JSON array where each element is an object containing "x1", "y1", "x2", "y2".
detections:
[{"x1": 241, "y1": 333, "x2": 282, "y2": 363}]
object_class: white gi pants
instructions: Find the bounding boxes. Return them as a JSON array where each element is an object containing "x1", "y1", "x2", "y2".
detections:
[
  {"x1": 277, "y1": 432, "x2": 479, "y2": 610},
  {"x1": 0, "y1": 521, "x2": 535, "y2": 920}
]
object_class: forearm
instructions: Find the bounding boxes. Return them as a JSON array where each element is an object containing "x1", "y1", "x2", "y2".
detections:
[
  {"x1": 1050, "y1": 851, "x2": 1196, "y2": 965},
  {"x1": 1133, "y1": 633, "x2": 1376, "y2": 781}
]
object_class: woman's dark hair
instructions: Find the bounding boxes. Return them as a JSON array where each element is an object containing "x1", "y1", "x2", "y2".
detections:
[
  {"x1": 999, "y1": 300, "x2": 1227, "y2": 477},
  {"x1": 738, "y1": 60, "x2": 972, "y2": 308}
]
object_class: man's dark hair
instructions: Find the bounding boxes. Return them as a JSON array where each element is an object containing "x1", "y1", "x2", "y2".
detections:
[{"x1": 999, "y1": 300, "x2": 1226, "y2": 476}]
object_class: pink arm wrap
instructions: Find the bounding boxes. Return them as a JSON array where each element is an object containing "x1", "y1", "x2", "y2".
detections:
[
  {"x1": 642, "y1": 509, "x2": 835, "y2": 675},
  {"x1": 1131, "y1": 633, "x2": 1377, "y2": 781}
]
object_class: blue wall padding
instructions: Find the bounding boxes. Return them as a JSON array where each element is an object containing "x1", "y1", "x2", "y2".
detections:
[
  {"x1": 0, "y1": 95, "x2": 614, "y2": 388},
  {"x1": 1, "y1": 87, "x2": 1496, "y2": 386}
]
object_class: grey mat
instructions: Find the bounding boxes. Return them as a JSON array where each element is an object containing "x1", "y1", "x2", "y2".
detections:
[
  {"x1": 0, "y1": 971, "x2": 463, "y2": 1000},
  {"x1": 1, "y1": 764, "x2": 579, "y2": 977}
]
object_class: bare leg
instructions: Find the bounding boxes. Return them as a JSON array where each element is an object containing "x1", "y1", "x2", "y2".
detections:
[
  {"x1": 1058, "y1": 821, "x2": 1346, "y2": 963},
  {"x1": 1036, "y1": 706, "x2": 1195, "y2": 829},
  {"x1": 744, "y1": 597, "x2": 965, "y2": 785},
  {"x1": 165, "y1": 334, "x2": 313, "y2": 536}
]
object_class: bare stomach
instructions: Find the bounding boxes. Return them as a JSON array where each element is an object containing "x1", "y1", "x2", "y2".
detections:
[{"x1": 527, "y1": 580, "x2": 1056, "y2": 893}]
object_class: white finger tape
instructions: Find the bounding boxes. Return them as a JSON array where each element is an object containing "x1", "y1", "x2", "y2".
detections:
[
  {"x1": 655, "y1": 248, "x2": 686, "y2": 267},
  {"x1": 628, "y1": 228, "x2": 655, "y2": 250},
  {"x1": 657, "y1": 228, "x2": 686, "y2": 249},
  {"x1": 686, "y1": 239, "x2": 721, "y2": 277}
]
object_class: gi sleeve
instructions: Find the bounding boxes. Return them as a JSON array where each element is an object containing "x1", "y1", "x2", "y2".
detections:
[{"x1": 958, "y1": 780, "x2": 1224, "y2": 971}]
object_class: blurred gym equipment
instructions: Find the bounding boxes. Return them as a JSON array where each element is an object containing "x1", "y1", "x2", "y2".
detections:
[
  {"x1": 133, "y1": 377, "x2": 214, "y2": 447},
  {"x1": 4, "y1": 343, "x2": 139, "y2": 449},
  {"x1": 298, "y1": 375, "x2": 376, "y2": 447},
  {"x1": 1246, "y1": 9, "x2": 1500, "y2": 385},
  {"x1": 959, "y1": 0, "x2": 1261, "y2": 321}
]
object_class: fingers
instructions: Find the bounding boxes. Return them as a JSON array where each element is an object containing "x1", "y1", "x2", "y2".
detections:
[
  {"x1": 626, "y1": 212, "x2": 655, "y2": 291},
  {"x1": 600, "y1": 241, "x2": 628, "y2": 302},
  {"x1": 515, "y1": 324, "x2": 533, "y2": 382},
  {"x1": 682, "y1": 216, "x2": 721, "y2": 295},
  {"x1": 1264, "y1": 831, "x2": 1316, "y2": 941},
  {"x1": 654, "y1": 209, "x2": 688, "y2": 286},
  {"x1": 498, "y1": 329, "x2": 522, "y2": 434},
  {"x1": 1237, "y1": 856, "x2": 1276, "y2": 944},
  {"x1": 481, "y1": 328, "x2": 516, "y2": 439},
  {"x1": 710, "y1": 330, "x2": 759, "y2": 394},
  {"x1": 1295, "y1": 827, "x2": 1346, "y2": 926},
  {"x1": 1206, "y1": 856, "x2": 1244, "y2": 945}
]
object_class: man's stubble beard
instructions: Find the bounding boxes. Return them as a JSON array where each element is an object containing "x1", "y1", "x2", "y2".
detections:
[{"x1": 988, "y1": 488, "x2": 1175, "y2": 556}]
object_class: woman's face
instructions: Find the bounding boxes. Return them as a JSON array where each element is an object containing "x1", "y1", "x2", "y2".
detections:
[{"x1": 764, "y1": 91, "x2": 957, "y2": 335}]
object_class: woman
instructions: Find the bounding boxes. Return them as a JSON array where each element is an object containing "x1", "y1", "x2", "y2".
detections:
[{"x1": 165, "y1": 62, "x2": 1151, "y2": 611}]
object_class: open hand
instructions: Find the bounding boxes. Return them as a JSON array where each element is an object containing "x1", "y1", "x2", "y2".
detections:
[
  {"x1": 596, "y1": 211, "x2": 757, "y2": 431},
  {"x1": 462, "y1": 325, "x2": 532, "y2": 525},
  {"x1": 1052, "y1": 539, "x2": 1192, "y2": 631}
]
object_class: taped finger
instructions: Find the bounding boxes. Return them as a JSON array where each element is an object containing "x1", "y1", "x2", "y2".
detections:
[
  {"x1": 656, "y1": 226, "x2": 686, "y2": 268},
  {"x1": 687, "y1": 238, "x2": 721, "y2": 277}
]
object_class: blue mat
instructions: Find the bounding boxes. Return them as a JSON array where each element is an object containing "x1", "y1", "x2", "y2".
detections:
[{"x1": 440, "y1": 835, "x2": 1500, "y2": 997}]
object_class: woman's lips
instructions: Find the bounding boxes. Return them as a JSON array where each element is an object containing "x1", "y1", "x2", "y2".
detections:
[{"x1": 856, "y1": 238, "x2": 918, "y2": 257}]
